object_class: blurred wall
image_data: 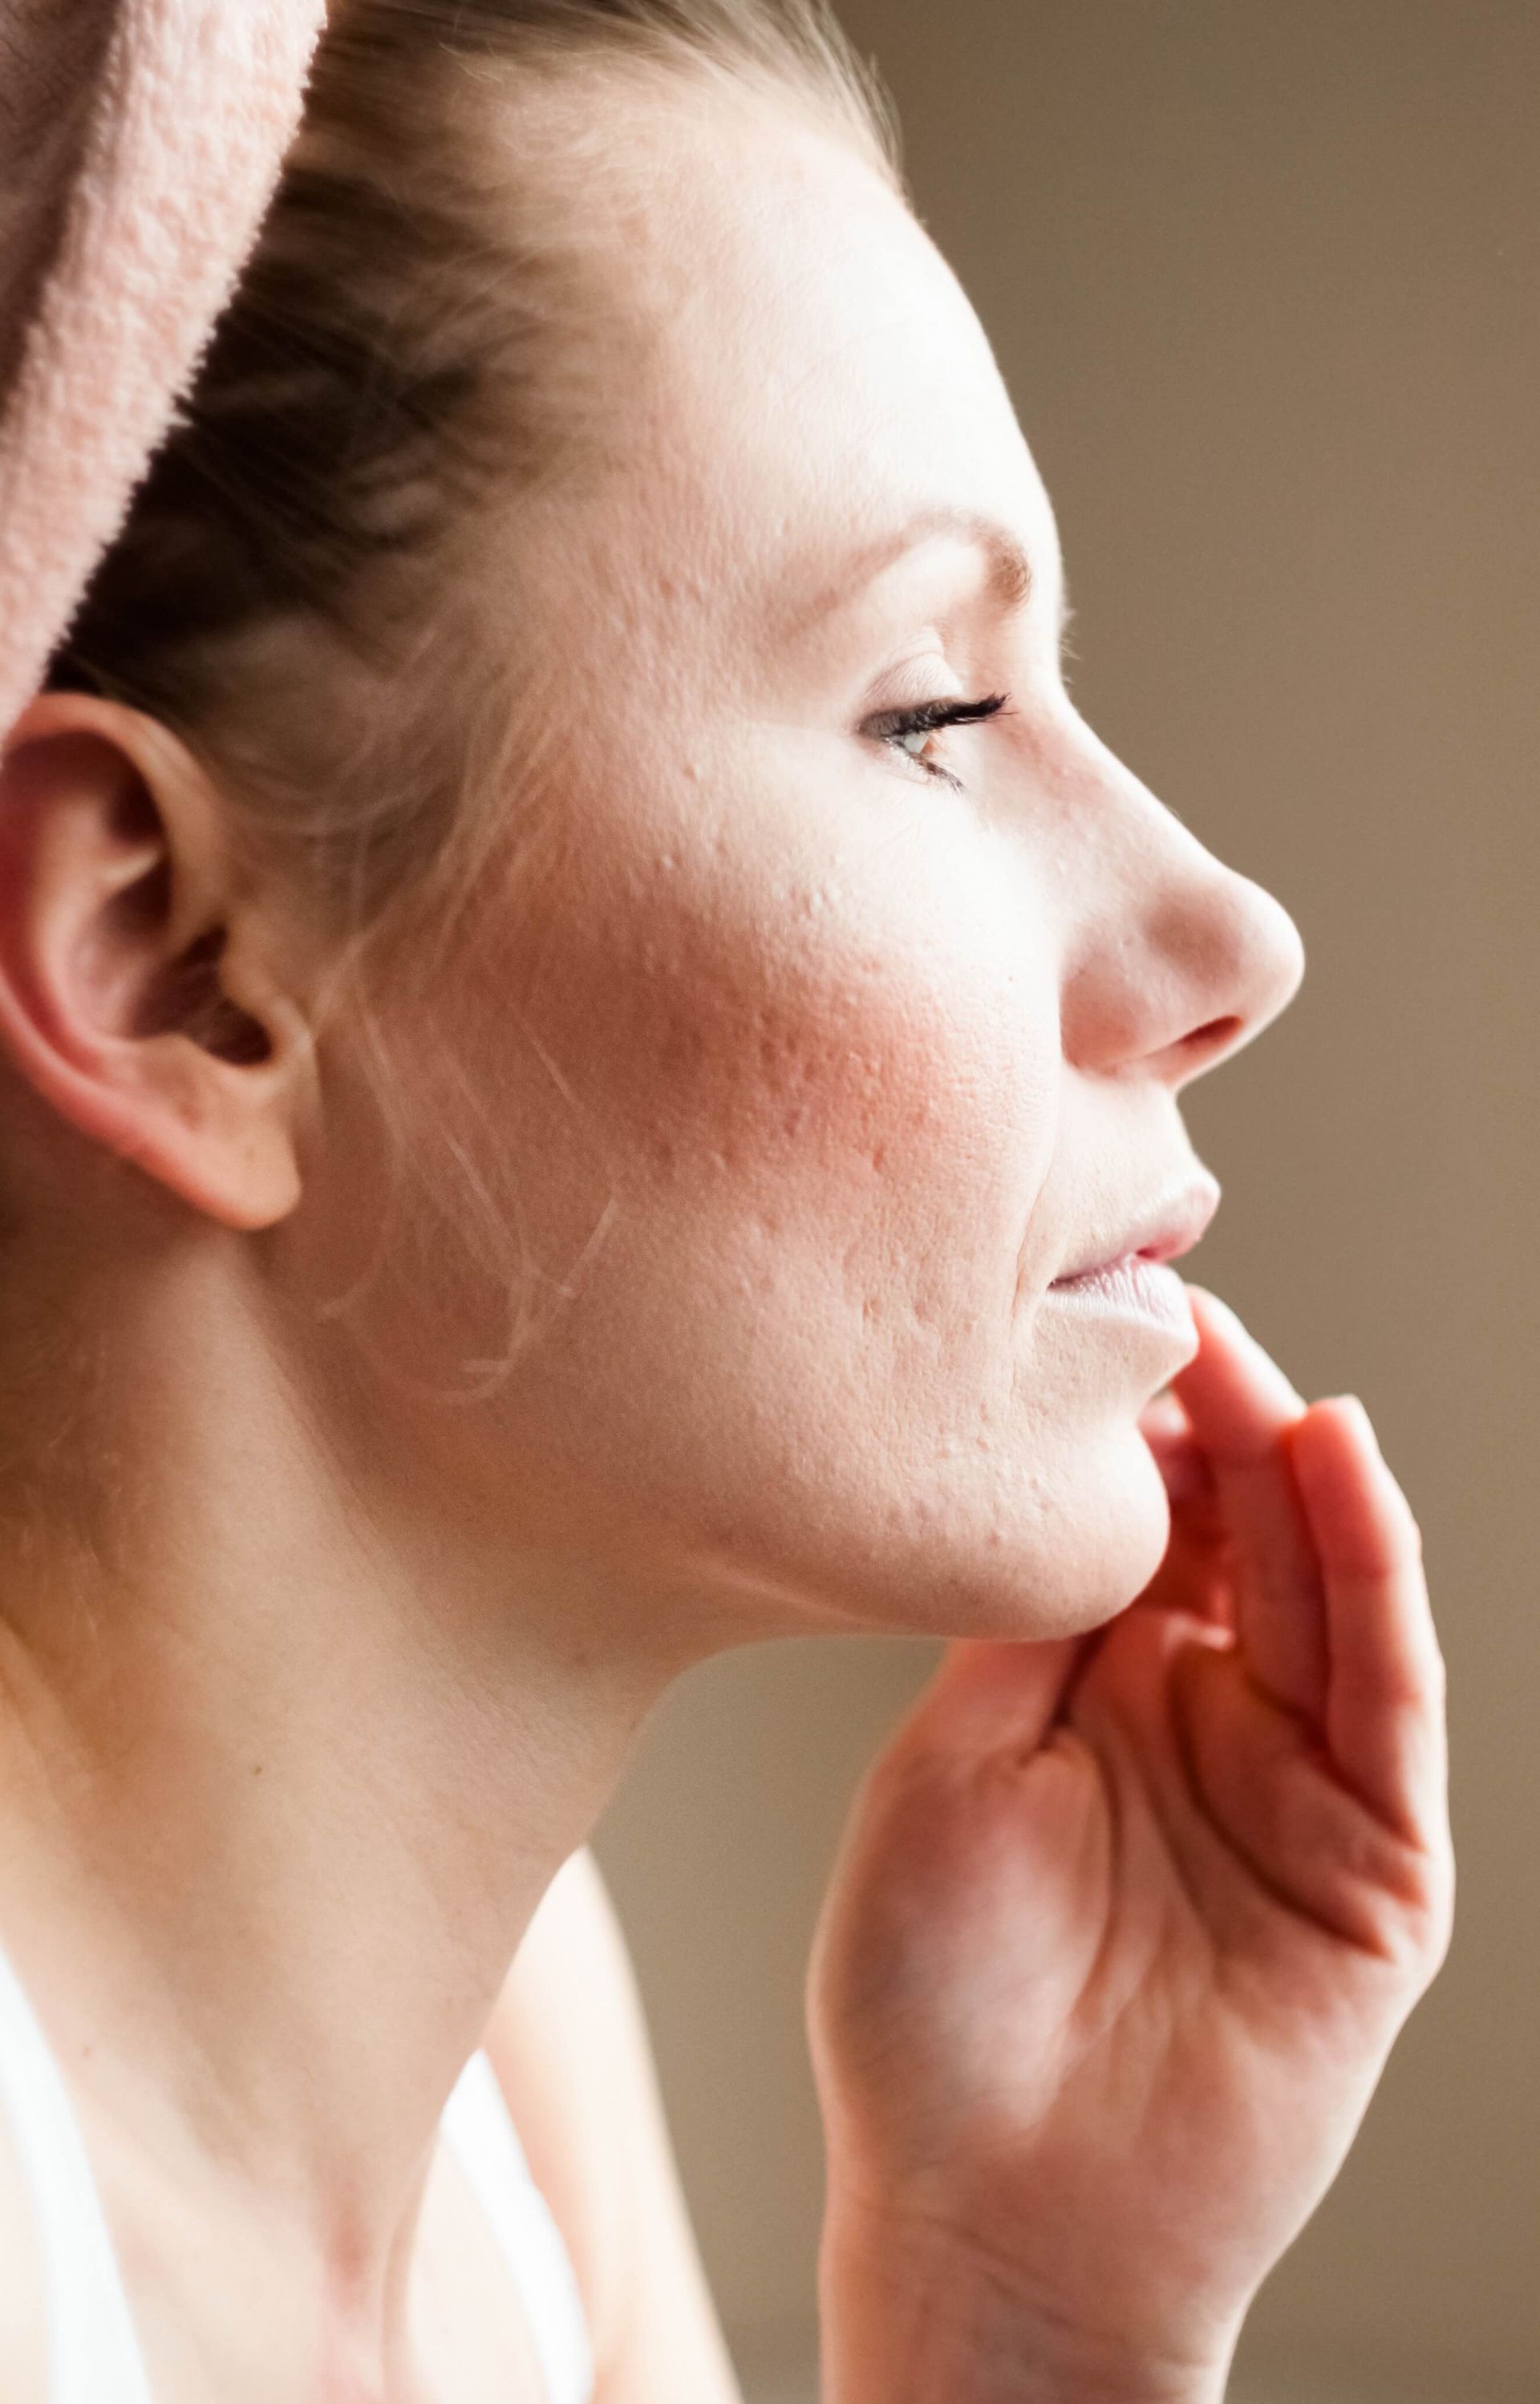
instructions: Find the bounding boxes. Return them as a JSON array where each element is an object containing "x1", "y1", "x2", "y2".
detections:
[{"x1": 592, "y1": 5, "x2": 1540, "y2": 2398}]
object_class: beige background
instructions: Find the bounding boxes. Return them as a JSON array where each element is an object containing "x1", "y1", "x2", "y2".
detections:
[{"x1": 592, "y1": 5, "x2": 1540, "y2": 2399}]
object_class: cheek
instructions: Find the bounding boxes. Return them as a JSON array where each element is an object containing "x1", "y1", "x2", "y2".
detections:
[
  {"x1": 360, "y1": 756, "x2": 1156, "y2": 1641},
  {"x1": 444, "y1": 811, "x2": 1077, "y2": 1596},
  {"x1": 517, "y1": 827, "x2": 1064, "y2": 1352}
]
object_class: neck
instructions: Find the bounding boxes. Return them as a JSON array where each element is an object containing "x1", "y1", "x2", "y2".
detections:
[{"x1": 0, "y1": 1244, "x2": 699, "y2": 2331}]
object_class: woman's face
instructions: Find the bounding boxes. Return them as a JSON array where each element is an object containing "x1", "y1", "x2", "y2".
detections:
[{"x1": 311, "y1": 83, "x2": 1303, "y2": 1650}]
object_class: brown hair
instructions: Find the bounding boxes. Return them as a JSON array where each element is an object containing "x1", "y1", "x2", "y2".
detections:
[{"x1": 42, "y1": 0, "x2": 899, "y2": 978}]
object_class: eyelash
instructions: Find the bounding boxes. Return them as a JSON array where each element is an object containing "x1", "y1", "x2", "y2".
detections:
[{"x1": 865, "y1": 691, "x2": 1011, "y2": 789}]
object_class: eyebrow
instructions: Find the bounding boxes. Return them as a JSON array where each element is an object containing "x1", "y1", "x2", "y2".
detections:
[{"x1": 784, "y1": 505, "x2": 1039, "y2": 637}]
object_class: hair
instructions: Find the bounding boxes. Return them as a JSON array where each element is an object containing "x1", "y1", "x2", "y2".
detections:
[
  {"x1": 41, "y1": 0, "x2": 900, "y2": 982},
  {"x1": 17, "y1": 1, "x2": 902, "y2": 1401}
]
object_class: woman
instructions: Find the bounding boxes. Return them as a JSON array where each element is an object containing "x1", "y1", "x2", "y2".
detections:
[{"x1": 0, "y1": 2, "x2": 1451, "y2": 2398}]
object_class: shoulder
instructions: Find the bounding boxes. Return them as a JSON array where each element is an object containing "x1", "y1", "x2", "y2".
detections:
[
  {"x1": 0, "y1": 2088, "x2": 50, "y2": 2402},
  {"x1": 481, "y1": 1847, "x2": 743, "y2": 2404}
]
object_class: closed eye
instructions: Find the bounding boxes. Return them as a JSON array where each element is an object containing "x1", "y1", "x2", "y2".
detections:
[{"x1": 863, "y1": 691, "x2": 1011, "y2": 789}]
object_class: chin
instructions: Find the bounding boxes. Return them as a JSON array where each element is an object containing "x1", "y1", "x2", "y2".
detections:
[
  {"x1": 697, "y1": 1398, "x2": 1179, "y2": 1649},
  {"x1": 944, "y1": 1415, "x2": 1175, "y2": 1644}
]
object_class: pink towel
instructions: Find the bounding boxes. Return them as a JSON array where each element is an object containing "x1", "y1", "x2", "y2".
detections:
[{"x1": 0, "y1": 0, "x2": 329, "y2": 740}]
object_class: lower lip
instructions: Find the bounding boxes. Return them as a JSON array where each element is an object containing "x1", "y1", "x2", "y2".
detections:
[{"x1": 1045, "y1": 1253, "x2": 1195, "y2": 1336}]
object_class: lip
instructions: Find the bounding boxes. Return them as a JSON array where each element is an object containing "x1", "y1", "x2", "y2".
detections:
[
  {"x1": 1043, "y1": 1252, "x2": 1197, "y2": 1342},
  {"x1": 1050, "y1": 1170, "x2": 1221, "y2": 1287}
]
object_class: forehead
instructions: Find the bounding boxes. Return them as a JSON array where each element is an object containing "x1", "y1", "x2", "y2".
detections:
[{"x1": 554, "y1": 77, "x2": 1062, "y2": 651}]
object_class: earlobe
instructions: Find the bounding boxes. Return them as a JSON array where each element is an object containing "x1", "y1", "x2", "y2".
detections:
[{"x1": 0, "y1": 693, "x2": 310, "y2": 1232}]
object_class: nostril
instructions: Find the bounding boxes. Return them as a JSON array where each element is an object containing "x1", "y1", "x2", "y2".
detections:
[{"x1": 1181, "y1": 1012, "x2": 1245, "y2": 1067}]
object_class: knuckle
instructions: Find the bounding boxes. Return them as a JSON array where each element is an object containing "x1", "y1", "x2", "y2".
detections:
[{"x1": 1410, "y1": 1859, "x2": 1457, "y2": 1974}]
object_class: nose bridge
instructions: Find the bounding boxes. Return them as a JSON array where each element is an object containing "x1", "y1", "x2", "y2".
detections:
[{"x1": 1057, "y1": 744, "x2": 1304, "y2": 1081}]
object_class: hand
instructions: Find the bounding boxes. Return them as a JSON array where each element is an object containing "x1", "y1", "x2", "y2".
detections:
[{"x1": 807, "y1": 1289, "x2": 1453, "y2": 2391}]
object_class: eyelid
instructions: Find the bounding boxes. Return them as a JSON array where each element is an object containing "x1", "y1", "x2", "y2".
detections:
[
  {"x1": 861, "y1": 691, "x2": 1012, "y2": 789},
  {"x1": 863, "y1": 691, "x2": 1011, "y2": 736},
  {"x1": 860, "y1": 642, "x2": 958, "y2": 713}
]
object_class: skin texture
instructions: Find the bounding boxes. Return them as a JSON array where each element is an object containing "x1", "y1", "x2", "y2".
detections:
[
  {"x1": 0, "y1": 74, "x2": 1449, "y2": 2404},
  {"x1": 273, "y1": 79, "x2": 1304, "y2": 1654}
]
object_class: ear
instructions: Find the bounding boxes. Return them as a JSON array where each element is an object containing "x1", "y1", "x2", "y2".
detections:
[{"x1": 0, "y1": 692, "x2": 314, "y2": 1231}]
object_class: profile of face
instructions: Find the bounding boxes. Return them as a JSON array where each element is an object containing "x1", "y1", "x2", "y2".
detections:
[
  {"x1": 265, "y1": 72, "x2": 1298, "y2": 1659},
  {"x1": 14, "y1": 75, "x2": 1305, "y2": 1658}
]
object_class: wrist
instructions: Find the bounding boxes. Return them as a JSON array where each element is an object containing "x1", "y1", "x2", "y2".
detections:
[{"x1": 819, "y1": 2197, "x2": 1239, "y2": 2404}]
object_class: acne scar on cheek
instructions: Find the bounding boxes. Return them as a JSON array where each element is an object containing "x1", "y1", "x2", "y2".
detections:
[{"x1": 517, "y1": 821, "x2": 1056, "y2": 1317}]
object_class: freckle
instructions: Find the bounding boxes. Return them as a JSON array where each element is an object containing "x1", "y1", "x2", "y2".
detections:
[{"x1": 251, "y1": 1763, "x2": 264, "y2": 1776}]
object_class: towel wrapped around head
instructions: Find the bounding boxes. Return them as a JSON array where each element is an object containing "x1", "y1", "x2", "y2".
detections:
[{"x1": 0, "y1": 0, "x2": 329, "y2": 740}]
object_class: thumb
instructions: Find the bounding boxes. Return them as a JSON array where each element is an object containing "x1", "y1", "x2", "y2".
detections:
[{"x1": 893, "y1": 1634, "x2": 1092, "y2": 1766}]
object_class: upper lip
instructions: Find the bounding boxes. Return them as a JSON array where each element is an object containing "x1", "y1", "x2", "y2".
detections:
[{"x1": 1052, "y1": 1170, "x2": 1222, "y2": 1284}]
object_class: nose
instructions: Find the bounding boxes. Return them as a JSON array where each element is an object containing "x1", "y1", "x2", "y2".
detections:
[{"x1": 1056, "y1": 742, "x2": 1305, "y2": 1088}]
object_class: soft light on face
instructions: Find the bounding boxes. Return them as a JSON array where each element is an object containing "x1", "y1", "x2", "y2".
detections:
[{"x1": 300, "y1": 78, "x2": 1304, "y2": 1651}]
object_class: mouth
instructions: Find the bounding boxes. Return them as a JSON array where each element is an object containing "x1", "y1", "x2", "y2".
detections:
[{"x1": 1045, "y1": 1172, "x2": 1219, "y2": 1331}]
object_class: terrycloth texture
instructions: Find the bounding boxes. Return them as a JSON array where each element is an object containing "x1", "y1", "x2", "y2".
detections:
[
  {"x1": 0, "y1": 4, "x2": 116, "y2": 390},
  {"x1": 0, "y1": 0, "x2": 330, "y2": 741}
]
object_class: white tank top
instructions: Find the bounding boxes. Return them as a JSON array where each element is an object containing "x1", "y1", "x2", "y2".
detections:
[{"x1": 0, "y1": 1938, "x2": 594, "y2": 2404}]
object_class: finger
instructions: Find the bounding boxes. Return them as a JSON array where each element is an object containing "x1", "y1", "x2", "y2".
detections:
[
  {"x1": 1173, "y1": 1640, "x2": 1449, "y2": 1960},
  {"x1": 1288, "y1": 1397, "x2": 1448, "y2": 1849},
  {"x1": 1134, "y1": 1510, "x2": 1237, "y2": 1628},
  {"x1": 1170, "y1": 1287, "x2": 1328, "y2": 1721},
  {"x1": 1139, "y1": 1389, "x2": 1214, "y2": 1507},
  {"x1": 1173, "y1": 1286, "x2": 1307, "y2": 1457},
  {"x1": 1135, "y1": 1390, "x2": 1234, "y2": 1626},
  {"x1": 893, "y1": 1636, "x2": 1092, "y2": 1767}
]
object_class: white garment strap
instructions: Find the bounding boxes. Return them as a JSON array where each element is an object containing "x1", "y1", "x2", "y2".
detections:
[
  {"x1": 0, "y1": 1937, "x2": 594, "y2": 2404},
  {"x1": 440, "y1": 2049, "x2": 595, "y2": 2404},
  {"x1": 0, "y1": 1941, "x2": 155, "y2": 2404}
]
